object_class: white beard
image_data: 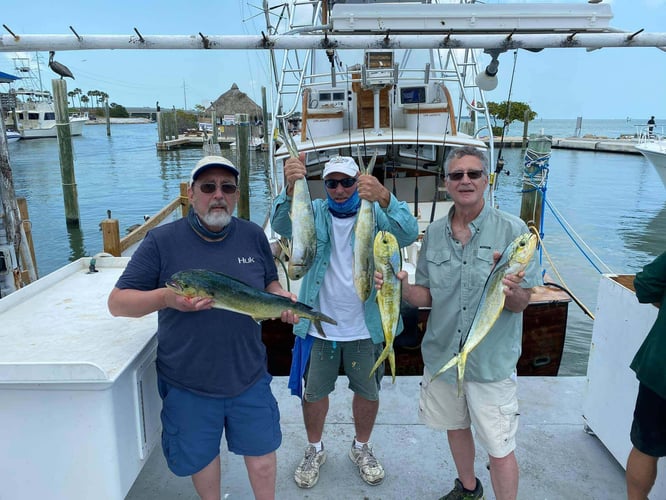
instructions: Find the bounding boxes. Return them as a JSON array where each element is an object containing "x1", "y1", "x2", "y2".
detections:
[{"x1": 201, "y1": 210, "x2": 231, "y2": 229}]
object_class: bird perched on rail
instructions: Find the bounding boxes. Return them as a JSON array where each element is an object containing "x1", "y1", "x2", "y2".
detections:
[{"x1": 48, "y1": 51, "x2": 75, "y2": 80}]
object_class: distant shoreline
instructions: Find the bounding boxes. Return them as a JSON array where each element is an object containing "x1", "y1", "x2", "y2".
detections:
[{"x1": 85, "y1": 117, "x2": 154, "y2": 125}]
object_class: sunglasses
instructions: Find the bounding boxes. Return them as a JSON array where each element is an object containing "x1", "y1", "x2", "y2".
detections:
[
  {"x1": 198, "y1": 182, "x2": 238, "y2": 194},
  {"x1": 446, "y1": 170, "x2": 485, "y2": 181},
  {"x1": 324, "y1": 177, "x2": 357, "y2": 189}
]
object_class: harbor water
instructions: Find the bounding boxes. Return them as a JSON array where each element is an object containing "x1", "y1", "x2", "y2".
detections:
[{"x1": 5, "y1": 119, "x2": 665, "y2": 376}]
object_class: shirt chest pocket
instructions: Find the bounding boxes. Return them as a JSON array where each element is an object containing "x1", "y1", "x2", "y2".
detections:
[
  {"x1": 473, "y1": 247, "x2": 496, "y2": 289},
  {"x1": 424, "y1": 247, "x2": 454, "y2": 291}
]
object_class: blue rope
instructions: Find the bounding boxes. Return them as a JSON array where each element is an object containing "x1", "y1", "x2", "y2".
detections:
[{"x1": 544, "y1": 197, "x2": 604, "y2": 274}]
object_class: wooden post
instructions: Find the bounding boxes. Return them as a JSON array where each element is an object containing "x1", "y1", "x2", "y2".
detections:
[
  {"x1": 101, "y1": 217, "x2": 121, "y2": 256},
  {"x1": 235, "y1": 113, "x2": 250, "y2": 221},
  {"x1": 522, "y1": 109, "x2": 530, "y2": 151},
  {"x1": 104, "y1": 99, "x2": 111, "y2": 136},
  {"x1": 519, "y1": 134, "x2": 552, "y2": 237},
  {"x1": 17, "y1": 198, "x2": 38, "y2": 280},
  {"x1": 211, "y1": 109, "x2": 218, "y2": 145},
  {"x1": 52, "y1": 79, "x2": 80, "y2": 227}
]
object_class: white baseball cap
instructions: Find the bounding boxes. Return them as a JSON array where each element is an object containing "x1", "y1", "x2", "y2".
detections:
[
  {"x1": 322, "y1": 156, "x2": 359, "y2": 178},
  {"x1": 190, "y1": 156, "x2": 240, "y2": 184}
]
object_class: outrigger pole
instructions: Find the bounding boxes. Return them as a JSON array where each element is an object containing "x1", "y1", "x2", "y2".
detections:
[{"x1": 1, "y1": 33, "x2": 666, "y2": 53}]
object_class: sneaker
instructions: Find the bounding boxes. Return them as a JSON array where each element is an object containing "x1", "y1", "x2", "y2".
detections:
[
  {"x1": 348, "y1": 441, "x2": 385, "y2": 485},
  {"x1": 439, "y1": 477, "x2": 484, "y2": 500},
  {"x1": 294, "y1": 444, "x2": 327, "y2": 489}
]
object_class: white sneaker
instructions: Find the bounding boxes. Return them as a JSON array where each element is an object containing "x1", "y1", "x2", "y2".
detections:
[
  {"x1": 348, "y1": 442, "x2": 385, "y2": 485},
  {"x1": 294, "y1": 444, "x2": 327, "y2": 488}
]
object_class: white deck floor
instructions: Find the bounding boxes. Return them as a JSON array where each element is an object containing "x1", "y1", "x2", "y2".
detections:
[{"x1": 126, "y1": 376, "x2": 626, "y2": 500}]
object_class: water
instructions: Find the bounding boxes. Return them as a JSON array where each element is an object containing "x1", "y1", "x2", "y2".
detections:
[{"x1": 5, "y1": 121, "x2": 665, "y2": 375}]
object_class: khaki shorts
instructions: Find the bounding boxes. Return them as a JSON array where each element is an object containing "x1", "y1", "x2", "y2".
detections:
[
  {"x1": 418, "y1": 367, "x2": 519, "y2": 458},
  {"x1": 303, "y1": 337, "x2": 384, "y2": 403}
]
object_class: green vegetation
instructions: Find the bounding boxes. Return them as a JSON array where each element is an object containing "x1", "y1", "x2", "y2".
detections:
[{"x1": 487, "y1": 101, "x2": 537, "y2": 136}]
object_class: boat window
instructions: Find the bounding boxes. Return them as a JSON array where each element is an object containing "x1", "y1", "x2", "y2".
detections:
[
  {"x1": 28, "y1": 112, "x2": 40, "y2": 120},
  {"x1": 399, "y1": 144, "x2": 436, "y2": 162},
  {"x1": 305, "y1": 149, "x2": 339, "y2": 167},
  {"x1": 351, "y1": 144, "x2": 387, "y2": 157},
  {"x1": 44, "y1": 112, "x2": 56, "y2": 120},
  {"x1": 332, "y1": 92, "x2": 345, "y2": 101},
  {"x1": 319, "y1": 92, "x2": 332, "y2": 103}
]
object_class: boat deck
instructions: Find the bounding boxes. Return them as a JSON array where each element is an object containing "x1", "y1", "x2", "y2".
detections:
[{"x1": 126, "y1": 376, "x2": 626, "y2": 499}]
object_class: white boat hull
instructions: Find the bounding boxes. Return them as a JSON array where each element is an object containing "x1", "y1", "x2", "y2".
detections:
[
  {"x1": 5, "y1": 130, "x2": 20, "y2": 143},
  {"x1": 18, "y1": 116, "x2": 87, "y2": 139},
  {"x1": 635, "y1": 140, "x2": 666, "y2": 188}
]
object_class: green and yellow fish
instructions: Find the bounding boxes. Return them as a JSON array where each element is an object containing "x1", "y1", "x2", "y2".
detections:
[
  {"x1": 369, "y1": 230, "x2": 402, "y2": 383},
  {"x1": 431, "y1": 232, "x2": 537, "y2": 395},
  {"x1": 166, "y1": 269, "x2": 336, "y2": 337}
]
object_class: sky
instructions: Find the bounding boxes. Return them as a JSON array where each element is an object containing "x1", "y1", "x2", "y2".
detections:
[{"x1": 1, "y1": 0, "x2": 665, "y2": 120}]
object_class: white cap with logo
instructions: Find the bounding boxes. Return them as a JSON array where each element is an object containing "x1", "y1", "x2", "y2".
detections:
[{"x1": 322, "y1": 156, "x2": 360, "y2": 179}]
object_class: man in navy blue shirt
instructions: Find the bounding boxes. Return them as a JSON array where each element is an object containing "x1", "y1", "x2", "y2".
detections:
[{"x1": 109, "y1": 156, "x2": 297, "y2": 500}]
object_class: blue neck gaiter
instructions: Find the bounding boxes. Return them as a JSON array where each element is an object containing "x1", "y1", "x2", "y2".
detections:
[
  {"x1": 188, "y1": 209, "x2": 231, "y2": 241},
  {"x1": 327, "y1": 191, "x2": 361, "y2": 218}
]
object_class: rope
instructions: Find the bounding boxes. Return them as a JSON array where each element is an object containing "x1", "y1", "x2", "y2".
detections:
[{"x1": 527, "y1": 224, "x2": 595, "y2": 320}]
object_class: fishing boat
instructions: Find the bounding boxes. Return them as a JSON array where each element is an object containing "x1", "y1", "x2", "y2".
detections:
[
  {"x1": 2, "y1": 89, "x2": 87, "y2": 139},
  {"x1": 1, "y1": 55, "x2": 86, "y2": 139},
  {"x1": 260, "y1": 0, "x2": 584, "y2": 377},
  {"x1": 5, "y1": 129, "x2": 20, "y2": 143},
  {"x1": 635, "y1": 125, "x2": 666, "y2": 188}
]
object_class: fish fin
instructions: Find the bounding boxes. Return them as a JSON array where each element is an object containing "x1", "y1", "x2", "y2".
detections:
[
  {"x1": 431, "y1": 354, "x2": 458, "y2": 381},
  {"x1": 313, "y1": 320, "x2": 327, "y2": 338},
  {"x1": 456, "y1": 352, "x2": 468, "y2": 397},
  {"x1": 369, "y1": 343, "x2": 390, "y2": 379}
]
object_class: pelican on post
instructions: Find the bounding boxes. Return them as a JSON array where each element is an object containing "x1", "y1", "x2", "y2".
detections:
[{"x1": 48, "y1": 51, "x2": 75, "y2": 79}]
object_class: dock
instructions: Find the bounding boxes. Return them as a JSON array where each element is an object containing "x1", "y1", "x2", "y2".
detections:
[
  {"x1": 126, "y1": 376, "x2": 627, "y2": 499},
  {"x1": 156, "y1": 135, "x2": 236, "y2": 151},
  {"x1": 491, "y1": 136, "x2": 641, "y2": 155}
]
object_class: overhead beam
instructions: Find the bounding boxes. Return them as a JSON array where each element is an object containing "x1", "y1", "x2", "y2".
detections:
[{"x1": 1, "y1": 33, "x2": 665, "y2": 52}]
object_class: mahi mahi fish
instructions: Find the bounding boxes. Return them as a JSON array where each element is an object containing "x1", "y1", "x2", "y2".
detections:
[
  {"x1": 166, "y1": 269, "x2": 336, "y2": 337},
  {"x1": 431, "y1": 232, "x2": 537, "y2": 395},
  {"x1": 352, "y1": 152, "x2": 377, "y2": 301},
  {"x1": 369, "y1": 231, "x2": 402, "y2": 383},
  {"x1": 288, "y1": 176, "x2": 317, "y2": 280}
]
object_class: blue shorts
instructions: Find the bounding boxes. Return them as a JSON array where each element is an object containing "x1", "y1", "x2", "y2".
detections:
[{"x1": 158, "y1": 373, "x2": 282, "y2": 476}]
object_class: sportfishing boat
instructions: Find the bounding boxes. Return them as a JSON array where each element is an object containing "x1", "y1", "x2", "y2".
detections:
[
  {"x1": 3, "y1": 89, "x2": 87, "y2": 139},
  {"x1": 259, "y1": 0, "x2": 593, "y2": 377},
  {"x1": 635, "y1": 125, "x2": 666, "y2": 188},
  {"x1": 1, "y1": 55, "x2": 86, "y2": 139}
]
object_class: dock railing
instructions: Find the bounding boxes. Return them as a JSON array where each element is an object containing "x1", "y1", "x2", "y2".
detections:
[{"x1": 101, "y1": 182, "x2": 190, "y2": 256}]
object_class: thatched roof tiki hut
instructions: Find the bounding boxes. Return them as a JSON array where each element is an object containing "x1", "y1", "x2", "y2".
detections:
[{"x1": 207, "y1": 83, "x2": 263, "y2": 131}]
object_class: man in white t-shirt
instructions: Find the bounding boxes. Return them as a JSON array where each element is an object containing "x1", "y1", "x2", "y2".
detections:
[{"x1": 271, "y1": 155, "x2": 418, "y2": 489}]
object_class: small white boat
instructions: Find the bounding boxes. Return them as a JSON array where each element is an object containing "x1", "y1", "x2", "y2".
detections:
[
  {"x1": 5, "y1": 129, "x2": 20, "y2": 143},
  {"x1": 7, "y1": 92, "x2": 87, "y2": 139},
  {"x1": 635, "y1": 125, "x2": 666, "y2": 188}
]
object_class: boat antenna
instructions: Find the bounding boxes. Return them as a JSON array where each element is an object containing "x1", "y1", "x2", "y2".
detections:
[{"x1": 492, "y1": 50, "x2": 518, "y2": 195}]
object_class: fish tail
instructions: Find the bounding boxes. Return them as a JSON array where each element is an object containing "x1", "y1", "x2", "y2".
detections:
[
  {"x1": 431, "y1": 355, "x2": 458, "y2": 381},
  {"x1": 313, "y1": 320, "x2": 327, "y2": 338},
  {"x1": 369, "y1": 343, "x2": 391, "y2": 379},
  {"x1": 456, "y1": 352, "x2": 468, "y2": 398}
]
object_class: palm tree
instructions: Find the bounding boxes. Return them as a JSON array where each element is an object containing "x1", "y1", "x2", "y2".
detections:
[
  {"x1": 80, "y1": 95, "x2": 89, "y2": 111},
  {"x1": 67, "y1": 90, "x2": 76, "y2": 108}
]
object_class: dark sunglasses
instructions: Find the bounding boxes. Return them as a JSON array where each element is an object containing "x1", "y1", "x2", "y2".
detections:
[
  {"x1": 324, "y1": 177, "x2": 357, "y2": 189},
  {"x1": 446, "y1": 170, "x2": 485, "y2": 181},
  {"x1": 199, "y1": 182, "x2": 238, "y2": 194}
]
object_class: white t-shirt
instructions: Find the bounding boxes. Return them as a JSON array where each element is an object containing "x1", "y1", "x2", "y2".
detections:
[{"x1": 308, "y1": 215, "x2": 370, "y2": 341}]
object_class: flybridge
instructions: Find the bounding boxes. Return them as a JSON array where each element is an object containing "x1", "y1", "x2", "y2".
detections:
[{"x1": 0, "y1": 1, "x2": 665, "y2": 52}]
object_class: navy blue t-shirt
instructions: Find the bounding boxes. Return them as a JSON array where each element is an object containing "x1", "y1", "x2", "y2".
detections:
[{"x1": 115, "y1": 216, "x2": 279, "y2": 397}]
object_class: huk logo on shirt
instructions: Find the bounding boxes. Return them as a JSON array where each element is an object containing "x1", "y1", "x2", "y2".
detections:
[{"x1": 238, "y1": 256, "x2": 256, "y2": 264}]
